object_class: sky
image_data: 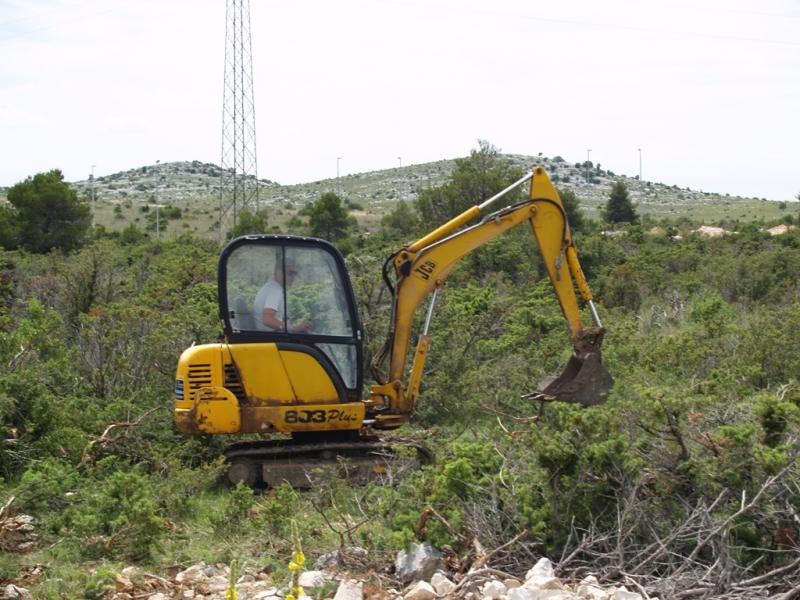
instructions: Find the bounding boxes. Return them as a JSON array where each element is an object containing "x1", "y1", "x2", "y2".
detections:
[{"x1": 1, "y1": 0, "x2": 798, "y2": 200}]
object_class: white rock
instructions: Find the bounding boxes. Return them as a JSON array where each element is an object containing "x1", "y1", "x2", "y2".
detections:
[
  {"x1": 523, "y1": 576, "x2": 562, "y2": 591},
  {"x1": 334, "y1": 579, "x2": 364, "y2": 600},
  {"x1": 208, "y1": 564, "x2": 231, "y2": 577},
  {"x1": 3, "y1": 585, "x2": 33, "y2": 600},
  {"x1": 579, "y1": 576, "x2": 599, "y2": 586},
  {"x1": 576, "y1": 583, "x2": 607, "y2": 600},
  {"x1": 404, "y1": 581, "x2": 436, "y2": 600},
  {"x1": 768, "y1": 224, "x2": 797, "y2": 236},
  {"x1": 148, "y1": 594, "x2": 169, "y2": 600},
  {"x1": 692, "y1": 225, "x2": 728, "y2": 238},
  {"x1": 538, "y1": 592, "x2": 579, "y2": 600},
  {"x1": 252, "y1": 592, "x2": 281, "y2": 600},
  {"x1": 115, "y1": 575, "x2": 134, "y2": 592},
  {"x1": 525, "y1": 558, "x2": 555, "y2": 582},
  {"x1": 430, "y1": 572, "x2": 456, "y2": 596},
  {"x1": 176, "y1": 564, "x2": 209, "y2": 585},
  {"x1": 181, "y1": 591, "x2": 196, "y2": 599},
  {"x1": 253, "y1": 587, "x2": 278, "y2": 596},
  {"x1": 507, "y1": 587, "x2": 538, "y2": 600},
  {"x1": 396, "y1": 543, "x2": 445, "y2": 584},
  {"x1": 202, "y1": 574, "x2": 231, "y2": 593},
  {"x1": 482, "y1": 580, "x2": 507, "y2": 599},
  {"x1": 504, "y1": 579, "x2": 522, "y2": 590},
  {"x1": 299, "y1": 570, "x2": 334, "y2": 588},
  {"x1": 522, "y1": 558, "x2": 562, "y2": 591},
  {"x1": 611, "y1": 591, "x2": 641, "y2": 600},
  {"x1": 121, "y1": 566, "x2": 142, "y2": 579},
  {"x1": 316, "y1": 546, "x2": 369, "y2": 569}
]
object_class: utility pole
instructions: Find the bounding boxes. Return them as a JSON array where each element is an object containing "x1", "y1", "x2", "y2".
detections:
[
  {"x1": 638, "y1": 148, "x2": 642, "y2": 181},
  {"x1": 586, "y1": 149, "x2": 592, "y2": 182},
  {"x1": 155, "y1": 160, "x2": 160, "y2": 239},
  {"x1": 398, "y1": 156, "x2": 402, "y2": 168},
  {"x1": 147, "y1": 203, "x2": 165, "y2": 240},
  {"x1": 337, "y1": 157, "x2": 342, "y2": 196},
  {"x1": 90, "y1": 164, "x2": 96, "y2": 229}
]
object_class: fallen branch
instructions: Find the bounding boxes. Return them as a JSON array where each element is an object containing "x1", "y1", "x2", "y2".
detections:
[
  {"x1": 142, "y1": 571, "x2": 173, "y2": 588},
  {"x1": 774, "y1": 582, "x2": 800, "y2": 600},
  {"x1": 0, "y1": 495, "x2": 14, "y2": 520},
  {"x1": 735, "y1": 555, "x2": 800, "y2": 588},
  {"x1": 474, "y1": 529, "x2": 528, "y2": 568},
  {"x1": 674, "y1": 459, "x2": 796, "y2": 579},
  {"x1": 81, "y1": 406, "x2": 163, "y2": 463},
  {"x1": 417, "y1": 505, "x2": 469, "y2": 543},
  {"x1": 452, "y1": 567, "x2": 515, "y2": 596}
]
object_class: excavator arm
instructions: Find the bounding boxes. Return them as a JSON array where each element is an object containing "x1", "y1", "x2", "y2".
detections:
[{"x1": 368, "y1": 166, "x2": 612, "y2": 428}]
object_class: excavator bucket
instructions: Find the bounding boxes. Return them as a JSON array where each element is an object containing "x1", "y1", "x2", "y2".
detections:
[{"x1": 534, "y1": 351, "x2": 613, "y2": 407}]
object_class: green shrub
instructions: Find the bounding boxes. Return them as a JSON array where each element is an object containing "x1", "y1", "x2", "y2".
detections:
[
  {"x1": 211, "y1": 481, "x2": 255, "y2": 534},
  {"x1": 66, "y1": 468, "x2": 167, "y2": 560}
]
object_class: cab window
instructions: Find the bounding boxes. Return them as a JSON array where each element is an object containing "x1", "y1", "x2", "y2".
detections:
[{"x1": 225, "y1": 243, "x2": 358, "y2": 389}]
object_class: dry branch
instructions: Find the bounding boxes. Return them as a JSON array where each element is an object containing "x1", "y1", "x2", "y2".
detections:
[
  {"x1": 674, "y1": 459, "x2": 797, "y2": 579},
  {"x1": 81, "y1": 406, "x2": 162, "y2": 463},
  {"x1": 474, "y1": 529, "x2": 528, "y2": 568},
  {"x1": 0, "y1": 495, "x2": 14, "y2": 520},
  {"x1": 417, "y1": 505, "x2": 469, "y2": 543}
]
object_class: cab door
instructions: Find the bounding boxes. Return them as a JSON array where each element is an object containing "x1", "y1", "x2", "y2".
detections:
[{"x1": 219, "y1": 236, "x2": 363, "y2": 402}]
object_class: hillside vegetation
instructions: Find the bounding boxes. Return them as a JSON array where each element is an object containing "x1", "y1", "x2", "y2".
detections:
[{"x1": 0, "y1": 147, "x2": 799, "y2": 599}]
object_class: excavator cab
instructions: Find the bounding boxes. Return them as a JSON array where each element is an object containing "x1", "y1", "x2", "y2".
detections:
[
  {"x1": 174, "y1": 235, "x2": 366, "y2": 444},
  {"x1": 220, "y1": 235, "x2": 364, "y2": 399},
  {"x1": 218, "y1": 235, "x2": 362, "y2": 399}
]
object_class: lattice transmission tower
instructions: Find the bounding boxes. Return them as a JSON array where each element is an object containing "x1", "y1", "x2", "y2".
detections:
[{"x1": 219, "y1": 0, "x2": 258, "y2": 240}]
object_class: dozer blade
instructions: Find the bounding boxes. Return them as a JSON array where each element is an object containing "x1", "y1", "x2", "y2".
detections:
[{"x1": 534, "y1": 351, "x2": 613, "y2": 406}]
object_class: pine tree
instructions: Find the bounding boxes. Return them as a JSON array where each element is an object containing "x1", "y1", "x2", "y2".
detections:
[
  {"x1": 556, "y1": 187, "x2": 585, "y2": 232},
  {"x1": 5, "y1": 169, "x2": 91, "y2": 252},
  {"x1": 307, "y1": 192, "x2": 355, "y2": 242},
  {"x1": 602, "y1": 180, "x2": 638, "y2": 223},
  {"x1": 414, "y1": 140, "x2": 524, "y2": 223},
  {"x1": 229, "y1": 208, "x2": 270, "y2": 239}
]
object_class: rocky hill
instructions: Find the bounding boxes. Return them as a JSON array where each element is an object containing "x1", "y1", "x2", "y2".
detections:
[
  {"x1": 0, "y1": 156, "x2": 790, "y2": 236},
  {"x1": 69, "y1": 155, "x2": 784, "y2": 221}
]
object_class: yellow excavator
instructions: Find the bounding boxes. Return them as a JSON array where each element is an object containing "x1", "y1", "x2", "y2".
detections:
[{"x1": 174, "y1": 166, "x2": 612, "y2": 486}]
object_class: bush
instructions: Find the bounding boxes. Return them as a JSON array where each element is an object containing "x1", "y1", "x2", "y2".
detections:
[{"x1": 66, "y1": 466, "x2": 167, "y2": 560}]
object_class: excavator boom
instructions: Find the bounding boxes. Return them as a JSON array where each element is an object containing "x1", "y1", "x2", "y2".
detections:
[{"x1": 368, "y1": 166, "x2": 612, "y2": 424}]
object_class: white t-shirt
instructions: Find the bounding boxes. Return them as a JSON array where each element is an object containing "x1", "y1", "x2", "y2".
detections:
[{"x1": 253, "y1": 279, "x2": 284, "y2": 331}]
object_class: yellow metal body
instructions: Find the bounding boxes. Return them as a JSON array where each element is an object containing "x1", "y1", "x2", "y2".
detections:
[{"x1": 175, "y1": 342, "x2": 363, "y2": 435}]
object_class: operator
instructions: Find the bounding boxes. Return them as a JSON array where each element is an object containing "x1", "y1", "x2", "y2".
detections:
[{"x1": 253, "y1": 258, "x2": 311, "y2": 333}]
